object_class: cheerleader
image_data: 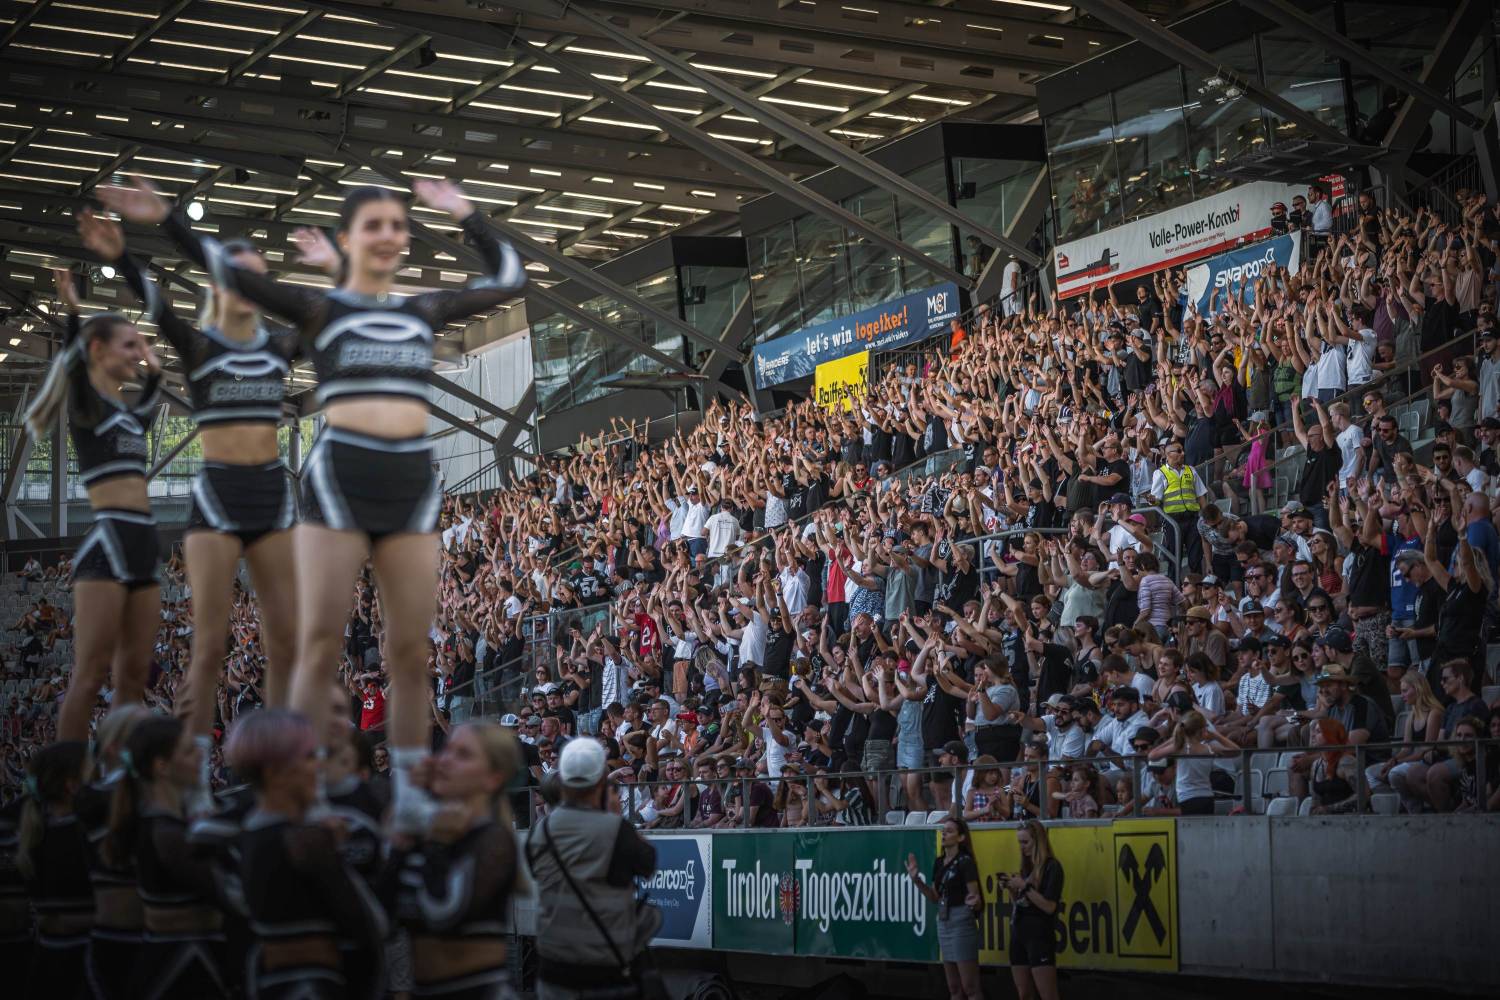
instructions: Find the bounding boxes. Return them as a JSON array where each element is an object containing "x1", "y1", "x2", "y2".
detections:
[
  {"x1": 75, "y1": 705, "x2": 150, "y2": 1000},
  {"x1": 225, "y1": 709, "x2": 387, "y2": 1000},
  {"x1": 17, "y1": 741, "x2": 91, "y2": 1000},
  {"x1": 24, "y1": 264, "x2": 162, "y2": 743},
  {"x1": 102, "y1": 177, "x2": 527, "y2": 830},
  {"x1": 75, "y1": 210, "x2": 331, "y2": 800},
  {"x1": 96, "y1": 715, "x2": 229, "y2": 999},
  {"x1": 384, "y1": 720, "x2": 522, "y2": 999}
]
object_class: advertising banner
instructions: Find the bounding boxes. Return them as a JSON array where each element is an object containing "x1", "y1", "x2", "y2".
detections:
[
  {"x1": 789, "y1": 829, "x2": 937, "y2": 962},
  {"x1": 1183, "y1": 232, "x2": 1302, "y2": 318},
  {"x1": 709, "y1": 829, "x2": 938, "y2": 960},
  {"x1": 750, "y1": 282, "x2": 960, "y2": 389},
  {"x1": 813, "y1": 350, "x2": 869, "y2": 412},
  {"x1": 712, "y1": 831, "x2": 795, "y2": 955},
  {"x1": 969, "y1": 820, "x2": 1178, "y2": 972},
  {"x1": 641, "y1": 834, "x2": 712, "y2": 949},
  {"x1": 1054, "y1": 180, "x2": 1311, "y2": 299}
]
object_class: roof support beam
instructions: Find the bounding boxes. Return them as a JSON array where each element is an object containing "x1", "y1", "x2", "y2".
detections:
[
  {"x1": 222, "y1": 10, "x2": 323, "y2": 85},
  {"x1": 0, "y1": 58, "x2": 773, "y2": 191},
  {"x1": 104, "y1": 0, "x2": 195, "y2": 72},
  {"x1": 426, "y1": 373, "x2": 531, "y2": 435},
  {"x1": 428, "y1": 401, "x2": 498, "y2": 446},
  {"x1": 316, "y1": 4, "x2": 972, "y2": 290},
  {"x1": 1070, "y1": 0, "x2": 1352, "y2": 148},
  {"x1": 1382, "y1": 0, "x2": 1492, "y2": 157},
  {"x1": 0, "y1": 0, "x2": 51, "y2": 55},
  {"x1": 1250, "y1": 0, "x2": 1484, "y2": 131},
  {"x1": 546, "y1": 3, "x2": 1039, "y2": 267}
]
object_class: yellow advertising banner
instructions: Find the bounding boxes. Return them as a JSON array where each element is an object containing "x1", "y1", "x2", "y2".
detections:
[
  {"x1": 965, "y1": 821, "x2": 1178, "y2": 972},
  {"x1": 813, "y1": 350, "x2": 869, "y2": 411}
]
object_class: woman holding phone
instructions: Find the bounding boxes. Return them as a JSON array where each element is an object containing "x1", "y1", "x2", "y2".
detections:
[
  {"x1": 905, "y1": 816, "x2": 981, "y2": 1000},
  {"x1": 1005, "y1": 819, "x2": 1064, "y2": 1000}
]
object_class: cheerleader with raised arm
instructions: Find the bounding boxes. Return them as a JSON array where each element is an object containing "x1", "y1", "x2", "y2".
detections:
[
  {"x1": 101, "y1": 177, "x2": 526, "y2": 831},
  {"x1": 74, "y1": 210, "x2": 337, "y2": 808},
  {"x1": 24, "y1": 257, "x2": 162, "y2": 743}
]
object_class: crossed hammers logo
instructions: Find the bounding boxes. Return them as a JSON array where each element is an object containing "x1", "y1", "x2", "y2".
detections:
[{"x1": 1118, "y1": 842, "x2": 1167, "y2": 944}]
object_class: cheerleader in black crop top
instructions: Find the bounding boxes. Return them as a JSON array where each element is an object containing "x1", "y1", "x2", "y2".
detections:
[
  {"x1": 18, "y1": 740, "x2": 91, "y2": 1000},
  {"x1": 24, "y1": 252, "x2": 163, "y2": 745},
  {"x1": 102, "y1": 176, "x2": 526, "y2": 835},
  {"x1": 381, "y1": 721, "x2": 523, "y2": 999},
  {"x1": 80, "y1": 210, "x2": 327, "y2": 803}
]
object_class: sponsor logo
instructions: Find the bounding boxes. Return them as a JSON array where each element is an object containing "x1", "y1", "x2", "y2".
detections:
[
  {"x1": 794, "y1": 858, "x2": 927, "y2": 936},
  {"x1": 1212, "y1": 246, "x2": 1280, "y2": 290},
  {"x1": 646, "y1": 859, "x2": 698, "y2": 898},
  {"x1": 337, "y1": 342, "x2": 431, "y2": 369},
  {"x1": 1146, "y1": 204, "x2": 1242, "y2": 250},
  {"x1": 1114, "y1": 831, "x2": 1173, "y2": 959}
]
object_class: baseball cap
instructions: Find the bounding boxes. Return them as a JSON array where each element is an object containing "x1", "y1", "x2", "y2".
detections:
[
  {"x1": 1262, "y1": 634, "x2": 1291, "y2": 649},
  {"x1": 1044, "y1": 693, "x2": 1069, "y2": 708},
  {"x1": 1249, "y1": 410, "x2": 1270, "y2": 423},
  {"x1": 1235, "y1": 636, "x2": 1263, "y2": 653},
  {"x1": 1107, "y1": 492, "x2": 1131, "y2": 506},
  {"x1": 1282, "y1": 500, "x2": 1309, "y2": 517},
  {"x1": 1271, "y1": 202, "x2": 1287, "y2": 211},
  {"x1": 1128, "y1": 513, "x2": 1147, "y2": 524},
  {"x1": 941, "y1": 740, "x2": 968, "y2": 760},
  {"x1": 1201, "y1": 575, "x2": 1220, "y2": 587},
  {"x1": 558, "y1": 739, "x2": 607, "y2": 788},
  {"x1": 1239, "y1": 597, "x2": 1263, "y2": 614},
  {"x1": 499, "y1": 713, "x2": 520, "y2": 727},
  {"x1": 1185, "y1": 606, "x2": 1212, "y2": 622},
  {"x1": 1316, "y1": 627, "x2": 1353, "y2": 653}
]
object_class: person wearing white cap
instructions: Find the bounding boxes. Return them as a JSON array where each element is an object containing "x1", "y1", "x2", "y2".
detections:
[{"x1": 525, "y1": 739, "x2": 659, "y2": 999}]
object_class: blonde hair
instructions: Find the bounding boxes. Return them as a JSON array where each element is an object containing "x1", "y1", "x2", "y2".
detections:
[
  {"x1": 1018, "y1": 817, "x2": 1054, "y2": 880},
  {"x1": 1400, "y1": 673, "x2": 1444, "y2": 722},
  {"x1": 1173, "y1": 709, "x2": 1208, "y2": 748}
]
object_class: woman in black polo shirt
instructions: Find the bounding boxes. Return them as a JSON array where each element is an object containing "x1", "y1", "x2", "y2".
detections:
[
  {"x1": 1006, "y1": 818, "x2": 1065, "y2": 999},
  {"x1": 906, "y1": 815, "x2": 981, "y2": 1000}
]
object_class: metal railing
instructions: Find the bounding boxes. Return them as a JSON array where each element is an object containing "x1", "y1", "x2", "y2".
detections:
[{"x1": 559, "y1": 737, "x2": 1497, "y2": 830}]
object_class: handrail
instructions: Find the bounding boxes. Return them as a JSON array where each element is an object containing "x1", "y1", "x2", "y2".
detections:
[{"x1": 592, "y1": 737, "x2": 1496, "y2": 829}]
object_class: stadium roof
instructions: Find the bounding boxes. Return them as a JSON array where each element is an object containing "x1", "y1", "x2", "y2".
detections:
[{"x1": 0, "y1": 0, "x2": 1133, "y2": 390}]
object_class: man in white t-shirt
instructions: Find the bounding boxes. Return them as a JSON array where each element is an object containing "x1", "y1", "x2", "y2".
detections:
[
  {"x1": 704, "y1": 501, "x2": 741, "y2": 558},
  {"x1": 1329, "y1": 401, "x2": 1363, "y2": 487},
  {"x1": 1001, "y1": 258, "x2": 1023, "y2": 317}
]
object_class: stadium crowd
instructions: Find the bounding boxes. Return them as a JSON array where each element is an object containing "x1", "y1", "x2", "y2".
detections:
[{"x1": 7, "y1": 189, "x2": 1500, "y2": 825}]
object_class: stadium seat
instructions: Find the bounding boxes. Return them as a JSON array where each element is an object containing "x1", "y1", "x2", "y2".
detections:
[
  {"x1": 1482, "y1": 685, "x2": 1500, "y2": 706},
  {"x1": 904, "y1": 812, "x2": 930, "y2": 826},
  {"x1": 1487, "y1": 645, "x2": 1500, "y2": 680},
  {"x1": 926, "y1": 810, "x2": 950, "y2": 824},
  {"x1": 884, "y1": 810, "x2": 907, "y2": 826},
  {"x1": 1264, "y1": 769, "x2": 1289, "y2": 799},
  {"x1": 1213, "y1": 799, "x2": 1234, "y2": 815},
  {"x1": 1390, "y1": 694, "x2": 1403, "y2": 717},
  {"x1": 1265, "y1": 797, "x2": 1297, "y2": 817},
  {"x1": 1297, "y1": 796, "x2": 1314, "y2": 816},
  {"x1": 1370, "y1": 793, "x2": 1400, "y2": 816}
]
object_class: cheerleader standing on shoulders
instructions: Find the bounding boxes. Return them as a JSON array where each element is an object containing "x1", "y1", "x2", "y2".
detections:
[
  {"x1": 225, "y1": 709, "x2": 387, "y2": 1000},
  {"x1": 103, "y1": 177, "x2": 527, "y2": 830},
  {"x1": 99, "y1": 715, "x2": 229, "y2": 999},
  {"x1": 383, "y1": 720, "x2": 523, "y2": 1000},
  {"x1": 77, "y1": 209, "x2": 334, "y2": 810},
  {"x1": 18, "y1": 740, "x2": 92, "y2": 1000},
  {"x1": 74, "y1": 705, "x2": 150, "y2": 1000},
  {"x1": 24, "y1": 264, "x2": 162, "y2": 743}
]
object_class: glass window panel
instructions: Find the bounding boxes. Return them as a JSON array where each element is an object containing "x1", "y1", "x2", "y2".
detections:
[
  {"x1": 1343, "y1": 2, "x2": 1447, "y2": 145},
  {"x1": 1259, "y1": 22, "x2": 1348, "y2": 144},
  {"x1": 841, "y1": 189, "x2": 903, "y2": 311},
  {"x1": 748, "y1": 220, "x2": 801, "y2": 343},
  {"x1": 680, "y1": 263, "x2": 749, "y2": 362},
  {"x1": 950, "y1": 158, "x2": 1043, "y2": 279},
  {"x1": 1112, "y1": 68, "x2": 1194, "y2": 222},
  {"x1": 794, "y1": 214, "x2": 851, "y2": 328},
  {"x1": 1044, "y1": 94, "x2": 1121, "y2": 243},
  {"x1": 895, "y1": 160, "x2": 957, "y2": 288},
  {"x1": 1183, "y1": 39, "x2": 1266, "y2": 197}
]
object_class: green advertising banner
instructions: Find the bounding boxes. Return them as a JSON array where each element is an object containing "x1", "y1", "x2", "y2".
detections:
[
  {"x1": 790, "y1": 829, "x2": 938, "y2": 962},
  {"x1": 713, "y1": 831, "x2": 795, "y2": 955},
  {"x1": 708, "y1": 829, "x2": 938, "y2": 962}
]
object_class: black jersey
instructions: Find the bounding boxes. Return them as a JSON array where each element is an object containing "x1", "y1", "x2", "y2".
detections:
[
  {"x1": 77, "y1": 776, "x2": 135, "y2": 892},
  {"x1": 0, "y1": 798, "x2": 25, "y2": 938},
  {"x1": 237, "y1": 810, "x2": 386, "y2": 947},
  {"x1": 61, "y1": 311, "x2": 161, "y2": 487},
  {"x1": 24, "y1": 813, "x2": 94, "y2": 924},
  {"x1": 384, "y1": 820, "x2": 517, "y2": 940},
  {"x1": 136, "y1": 809, "x2": 219, "y2": 913},
  {"x1": 327, "y1": 776, "x2": 386, "y2": 882},
  {"x1": 165, "y1": 209, "x2": 525, "y2": 409},
  {"x1": 115, "y1": 253, "x2": 296, "y2": 427}
]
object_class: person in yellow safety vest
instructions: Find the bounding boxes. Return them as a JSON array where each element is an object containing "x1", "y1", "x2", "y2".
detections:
[{"x1": 1147, "y1": 440, "x2": 1210, "y2": 575}]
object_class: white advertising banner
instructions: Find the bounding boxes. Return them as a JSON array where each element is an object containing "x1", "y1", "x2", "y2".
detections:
[{"x1": 1053, "y1": 180, "x2": 1313, "y2": 298}]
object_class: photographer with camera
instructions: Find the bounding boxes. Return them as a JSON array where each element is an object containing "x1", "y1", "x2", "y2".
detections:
[{"x1": 526, "y1": 739, "x2": 661, "y2": 999}]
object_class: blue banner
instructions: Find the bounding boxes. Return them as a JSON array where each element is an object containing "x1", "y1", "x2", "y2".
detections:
[
  {"x1": 640, "y1": 833, "x2": 712, "y2": 949},
  {"x1": 1182, "y1": 232, "x2": 1302, "y2": 318},
  {"x1": 750, "y1": 282, "x2": 961, "y2": 389}
]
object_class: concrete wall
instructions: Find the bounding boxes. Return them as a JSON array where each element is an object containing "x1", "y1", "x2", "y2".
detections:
[{"x1": 1177, "y1": 816, "x2": 1500, "y2": 991}]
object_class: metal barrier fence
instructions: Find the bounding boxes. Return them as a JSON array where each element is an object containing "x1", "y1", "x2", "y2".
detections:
[{"x1": 562, "y1": 738, "x2": 1496, "y2": 830}]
